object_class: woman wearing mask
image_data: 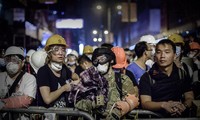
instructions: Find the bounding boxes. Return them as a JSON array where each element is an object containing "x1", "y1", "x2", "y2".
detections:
[{"x1": 36, "y1": 34, "x2": 79, "y2": 109}]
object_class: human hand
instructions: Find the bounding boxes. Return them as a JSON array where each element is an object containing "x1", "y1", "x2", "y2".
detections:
[
  {"x1": 171, "y1": 102, "x2": 186, "y2": 116},
  {"x1": 63, "y1": 83, "x2": 71, "y2": 92}
]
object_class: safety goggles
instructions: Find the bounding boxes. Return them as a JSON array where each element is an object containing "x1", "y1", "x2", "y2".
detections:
[
  {"x1": 93, "y1": 55, "x2": 109, "y2": 66},
  {"x1": 49, "y1": 45, "x2": 66, "y2": 55},
  {"x1": 4, "y1": 55, "x2": 22, "y2": 64}
]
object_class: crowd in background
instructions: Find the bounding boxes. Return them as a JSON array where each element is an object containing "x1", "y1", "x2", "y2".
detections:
[{"x1": 0, "y1": 33, "x2": 199, "y2": 119}]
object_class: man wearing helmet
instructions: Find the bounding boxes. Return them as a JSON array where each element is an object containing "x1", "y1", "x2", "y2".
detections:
[
  {"x1": 0, "y1": 46, "x2": 37, "y2": 118},
  {"x1": 92, "y1": 47, "x2": 139, "y2": 119},
  {"x1": 65, "y1": 50, "x2": 79, "y2": 72},
  {"x1": 168, "y1": 33, "x2": 193, "y2": 78},
  {"x1": 36, "y1": 34, "x2": 79, "y2": 109}
]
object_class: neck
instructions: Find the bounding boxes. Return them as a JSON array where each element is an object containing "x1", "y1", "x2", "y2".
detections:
[
  {"x1": 159, "y1": 64, "x2": 173, "y2": 76},
  {"x1": 135, "y1": 57, "x2": 147, "y2": 69}
]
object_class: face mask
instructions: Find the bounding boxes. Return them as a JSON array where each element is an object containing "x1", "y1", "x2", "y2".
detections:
[
  {"x1": 50, "y1": 62, "x2": 62, "y2": 72},
  {"x1": 6, "y1": 62, "x2": 19, "y2": 75},
  {"x1": 188, "y1": 53, "x2": 195, "y2": 58},
  {"x1": 86, "y1": 55, "x2": 92, "y2": 60},
  {"x1": 0, "y1": 58, "x2": 5, "y2": 67},
  {"x1": 151, "y1": 47, "x2": 155, "y2": 56},
  {"x1": 68, "y1": 61, "x2": 76, "y2": 66},
  {"x1": 176, "y1": 46, "x2": 182, "y2": 57},
  {"x1": 97, "y1": 62, "x2": 109, "y2": 75}
]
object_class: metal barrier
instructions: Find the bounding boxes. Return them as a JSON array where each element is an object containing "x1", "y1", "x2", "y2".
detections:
[
  {"x1": 0, "y1": 106, "x2": 95, "y2": 120},
  {"x1": 127, "y1": 109, "x2": 163, "y2": 119}
]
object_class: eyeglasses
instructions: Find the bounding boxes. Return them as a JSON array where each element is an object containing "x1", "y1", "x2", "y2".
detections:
[
  {"x1": 5, "y1": 55, "x2": 22, "y2": 64},
  {"x1": 49, "y1": 46, "x2": 66, "y2": 55}
]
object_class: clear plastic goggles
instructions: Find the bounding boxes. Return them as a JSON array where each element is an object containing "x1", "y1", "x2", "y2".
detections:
[
  {"x1": 49, "y1": 46, "x2": 66, "y2": 55},
  {"x1": 4, "y1": 55, "x2": 22, "y2": 64},
  {"x1": 93, "y1": 55, "x2": 109, "y2": 66}
]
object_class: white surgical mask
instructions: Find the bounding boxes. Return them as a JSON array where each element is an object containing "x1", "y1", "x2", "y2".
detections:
[
  {"x1": 97, "y1": 62, "x2": 109, "y2": 75},
  {"x1": 50, "y1": 62, "x2": 62, "y2": 72},
  {"x1": 86, "y1": 55, "x2": 92, "y2": 60},
  {"x1": 68, "y1": 61, "x2": 76, "y2": 66},
  {"x1": 188, "y1": 53, "x2": 195, "y2": 58},
  {"x1": 176, "y1": 46, "x2": 182, "y2": 57},
  {"x1": 151, "y1": 47, "x2": 155, "y2": 56},
  {"x1": 6, "y1": 62, "x2": 19, "y2": 75},
  {"x1": 0, "y1": 58, "x2": 5, "y2": 67}
]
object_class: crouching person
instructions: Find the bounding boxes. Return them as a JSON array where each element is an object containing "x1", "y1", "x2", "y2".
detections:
[
  {"x1": 0, "y1": 46, "x2": 37, "y2": 119},
  {"x1": 91, "y1": 48, "x2": 139, "y2": 119}
]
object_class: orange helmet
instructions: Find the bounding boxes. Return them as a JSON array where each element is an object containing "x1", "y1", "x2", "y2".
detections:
[
  {"x1": 189, "y1": 42, "x2": 200, "y2": 50},
  {"x1": 111, "y1": 46, "x2": 128, "y2": 68}
]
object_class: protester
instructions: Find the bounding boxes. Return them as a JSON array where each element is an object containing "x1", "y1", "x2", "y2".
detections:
[
  {"x1": 127, "y1": 41, "x2": 152, "y2": 85},
  {"x1": 92, "y1": 47, "x2": 139, "y2": 119},
  {"x1": 111, "y1": 46, "x2": 138, "y2": 86},
  {"x1": 139, "y1": 39, "x2": 194, "y2": 117},
  {"x1": 0, "y1": 46, "x2": 37, "y2": 119},
  {"x1": 36, "y1": 34, "x2": 79, "y2": 109}
]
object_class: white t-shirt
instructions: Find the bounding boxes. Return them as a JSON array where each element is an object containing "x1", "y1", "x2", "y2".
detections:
[{"x1": 0, "y1": 72, "x2": 37, "y2": 99}]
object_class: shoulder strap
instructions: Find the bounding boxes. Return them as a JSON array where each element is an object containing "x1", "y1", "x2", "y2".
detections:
[
  {"x1": 114, "y1": 72, "x2": 123, "y2": 100},
  {"x1": 5, "y1": 71, "x2": 25, "y2": 98},
  {"x1": 182, "y1": 62, "x2": 189, "y2": 76}
]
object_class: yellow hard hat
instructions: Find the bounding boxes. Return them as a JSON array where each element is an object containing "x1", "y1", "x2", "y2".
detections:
[
  {"x1": 83, "y1": 45, "x2": 93, "y2": 54},
  {"x1": 45, "y1": 34, "x2": 68, "y2": 51},
  {"x1": 168, "y1": 33, "x2": 185, "y2": 46}
]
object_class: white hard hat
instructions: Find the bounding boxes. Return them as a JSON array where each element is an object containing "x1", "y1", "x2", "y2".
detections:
[
  {"x1": 26, "y1": 49, "x2": 36, "y2": 57},
  {"x1": 5, "y1": 46, "x2": 24, "y2": 57},
  {"x1": 68, "y1": 50, "x2": 79, "y2": 58},
  {"x1": 140, "y1": 35, "x2": 157, "y2": 45},
  {"x1": 29, "y1": 49, "x2": 47, "y2": 73}
]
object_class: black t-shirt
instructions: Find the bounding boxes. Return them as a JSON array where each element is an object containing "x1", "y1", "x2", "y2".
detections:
[
  {"x1": 36, "y1": 64, "x2": 72, "y2": 108},
  {"x1": 139, "y1": 63, "x2": 191, "y2": 101},
  {"x1": 139, "y1": 63, "x2": 192, "y2": 117}
]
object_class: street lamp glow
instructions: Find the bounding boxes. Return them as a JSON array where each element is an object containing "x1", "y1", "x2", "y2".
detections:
[
  {"x1": 98, "y1": 38, "x2": 102, "y2": 42},
  {"x1": 96, "y1": 5, "x2": 102, "y2": 10},
  {"x1": 92, "y1": 30, "x2": 98, "y2": 34},
  {"x1": 104, "y1": 30, "x2": 109, "y2": 35},
  {"x1": 93, "y1": 38, "x2": 97, "y2": 42},
  {"x1": 116, "y1": 5, "x2": 122, "y2": 10}
]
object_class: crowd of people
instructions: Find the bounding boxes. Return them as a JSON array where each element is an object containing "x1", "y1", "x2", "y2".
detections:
[{"x1": 0, "y1": 33, "x2": 199, "y2": 119}]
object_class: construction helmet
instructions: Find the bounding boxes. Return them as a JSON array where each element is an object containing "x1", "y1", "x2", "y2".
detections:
[
  {"x1": 83, "y1": 45, "x2": 93, "y2": 54},
  {"x1": 139, "y1": 35, "x2": 157, "y2": 45},
  {"x1": 30, "y1": 49, "x2": 47, "y2": 73},
  {"x1": 45, "y1": 34, "x2": 68, "y2": 51},
  {"x1": 26, "y1": 49, "x2": 36, "y2": 57},
  {"x1": 189, "y1": 42, "x2": 200, "y2": 50},
  {"x1": 111, "y1": 46, "x2": 128, "y2": 68},
  {"x1": 168, "y1": 33, "x2": 185, "y2": 46},
  {"x1": 5, "y1": 46, "x2": 24, "y2": 58},
  {"x1": 92, "y1": 47, "x2": 116, "y2": 66},
  {"x1": 69, "y1": 50, "x2": 79, "y2": 58}
]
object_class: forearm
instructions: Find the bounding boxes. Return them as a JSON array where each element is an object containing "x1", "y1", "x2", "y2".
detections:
[
  {"x1": 142, "y1": 101, "x2": 165, "y2": 111},
  {"x1": 40, "y1": 86, "x2": 66, "y2": 104},
  {"x1": 184, "y1": 91, "x2": 194, "y2": 107}
]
